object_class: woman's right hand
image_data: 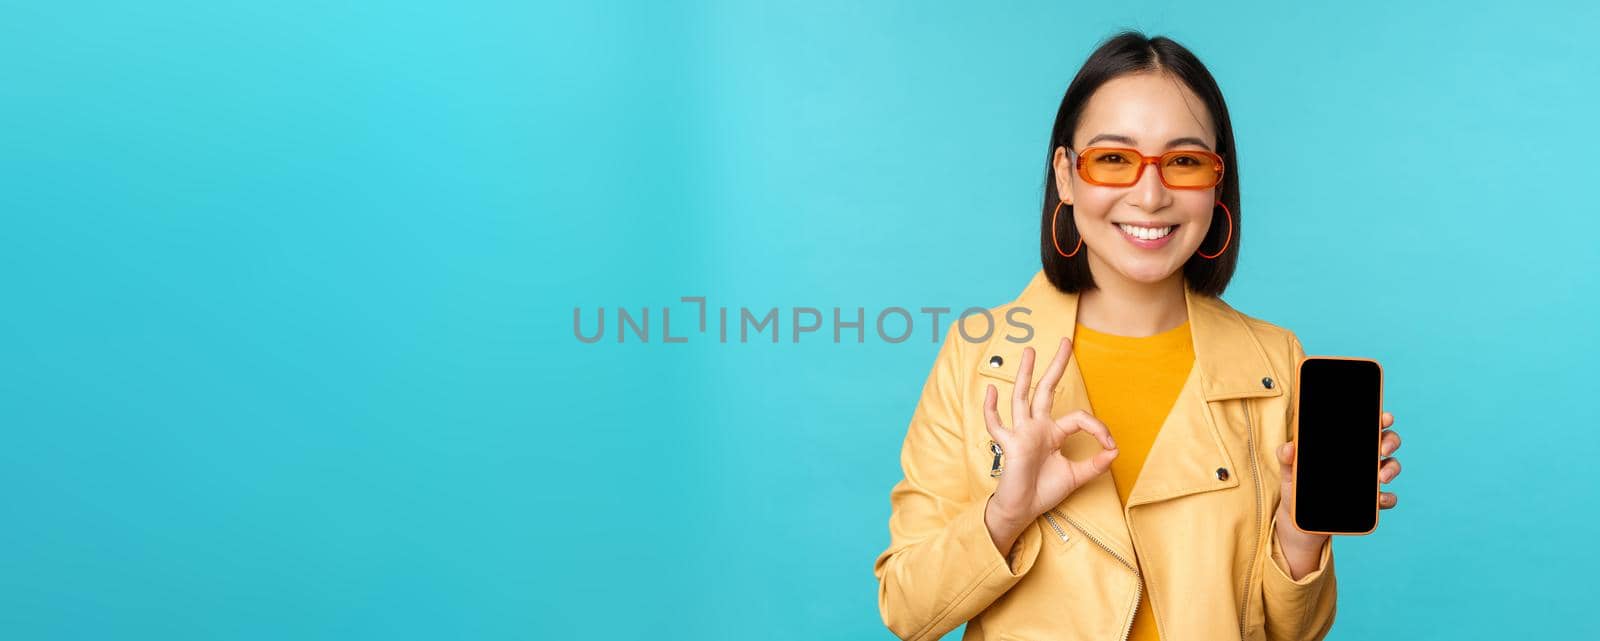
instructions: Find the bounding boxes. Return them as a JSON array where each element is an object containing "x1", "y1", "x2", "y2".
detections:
[{"x1": 983, "y1": 337, "x2": 1120, "y2": 537}]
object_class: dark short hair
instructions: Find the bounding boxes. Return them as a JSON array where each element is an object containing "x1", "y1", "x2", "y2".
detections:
[{"x1": 1040, "y1": 30, "x2": 1240, "y2": 297}]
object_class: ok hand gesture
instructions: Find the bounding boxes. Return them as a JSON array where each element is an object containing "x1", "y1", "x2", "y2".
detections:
[{"x1": 983, "y1": 337, "x2": 1121, "y2": 528}]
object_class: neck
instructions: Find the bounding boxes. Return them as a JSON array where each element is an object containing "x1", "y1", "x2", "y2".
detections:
[{"x1": 1077, "y1": 257, "x2": 1188, "y2": 337}]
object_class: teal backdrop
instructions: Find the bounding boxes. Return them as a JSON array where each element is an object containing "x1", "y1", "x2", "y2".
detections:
[{"x1": 2, "y1": 1, "x2": 1596, "y2": 639}]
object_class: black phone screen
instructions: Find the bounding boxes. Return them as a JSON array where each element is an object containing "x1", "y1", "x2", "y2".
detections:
[{"x1": 1292, "y1": 357, "x2": 1383, "y2": 534}]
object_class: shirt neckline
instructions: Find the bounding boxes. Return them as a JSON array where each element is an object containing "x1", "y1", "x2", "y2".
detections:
[{"x1": 1073, "y1": 319, "x2": 1193, "y2": 354}]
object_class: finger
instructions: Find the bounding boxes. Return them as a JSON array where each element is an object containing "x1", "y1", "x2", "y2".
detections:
[
  {"x1": 1379, "y1": 457, "x2": 1401, "y2": 484},
  {"x1": 983, "y1": 384, "x2": 1007, "y2": 447},
  {"x1": 1381, "y1": 411, "x2": 1394, "y2": 428},
  {"x1": 1058, "y1": 410, "x2": 1117, "y2": 451},
  {"x1": 1012, "y1": 347, "x2": 1036, "y2": 422},
  {"x1": 1278, "y1": 442, "x2": 1296, "y2": 501},
  {"x1": 1069, "y1": 447, "x2": 1119, "y2": 482},
  {"x1": 1380, "y1": 492, "x2": 1399, "y2": 509},
  {"x1": 1031, "y1": 337, "x2": 1072, "y2": 417},
  {"x1": 1381, "y1": 429, "x2": 1401, "y2": 456}
]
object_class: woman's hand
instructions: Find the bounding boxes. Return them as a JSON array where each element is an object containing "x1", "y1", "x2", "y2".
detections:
[
  {"x1": 1272, "y1": 411, "x2": 1402, "y2": 579},
  {"x1": 982, "y1": 337, "x2": 1120, "y2": 534}
]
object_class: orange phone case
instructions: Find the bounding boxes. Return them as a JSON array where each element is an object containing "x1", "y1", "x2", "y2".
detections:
[{"x1": 1289, "y1": 355, "x2": 1383, "y2": 536}]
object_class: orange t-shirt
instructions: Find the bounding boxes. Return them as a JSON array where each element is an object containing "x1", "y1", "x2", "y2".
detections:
[{"x1": 1073, "y1": 319, "x2": 1195, "y2": 641}]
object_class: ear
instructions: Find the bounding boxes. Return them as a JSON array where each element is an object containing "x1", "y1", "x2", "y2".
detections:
[{"x1": 1052, "y1": 146, "x2": 1075, "y2": 205}]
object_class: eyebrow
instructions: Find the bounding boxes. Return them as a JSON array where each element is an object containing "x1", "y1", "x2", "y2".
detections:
[{"x1": 1082, "y1": 133, "x2": 1213, "y2": 151}]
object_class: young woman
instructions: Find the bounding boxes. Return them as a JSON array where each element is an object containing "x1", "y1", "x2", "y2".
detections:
[{"x1": 873, "y1": 32, "x2": 1403, "y2": 641}]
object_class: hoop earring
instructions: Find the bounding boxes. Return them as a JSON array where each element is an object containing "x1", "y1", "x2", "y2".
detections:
[
  {"x1": 1197, "y1": 200, "x2": 1233, "y2": 260},
  {"x1": 1051, "y1": 200, "x2": 1083, "y2": 258}
]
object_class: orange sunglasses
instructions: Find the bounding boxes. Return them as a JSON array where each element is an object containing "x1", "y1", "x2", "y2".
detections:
[{"x1": 1069, "y1": 146, "x2": 1226, "y2": 189}]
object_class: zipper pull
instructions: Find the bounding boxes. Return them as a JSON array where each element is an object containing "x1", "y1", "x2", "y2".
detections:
[{"x1": 989, "y1": 440, "x2": 1004, "y2": 477}]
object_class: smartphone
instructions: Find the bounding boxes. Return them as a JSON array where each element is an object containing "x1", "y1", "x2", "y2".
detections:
[{"x1": 1290, "y1": 356, "x2": 1384, "y2": 535}]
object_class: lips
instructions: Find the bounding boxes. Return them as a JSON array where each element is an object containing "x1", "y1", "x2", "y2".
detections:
[
  {"x1": 1114, "y1": 222, "x2": 1180, "y2": 249},
  {"x1": 1115, "y1": 223, "x2": 1176, "y2": 240}
]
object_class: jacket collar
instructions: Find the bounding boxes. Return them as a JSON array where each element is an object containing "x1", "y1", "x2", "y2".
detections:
[
  {"x1": 997, "y1": 269, "x2": 1283, "y2": 402},
  {"x1": 973, "y1": 270, "x2": 1283, "y2": 560}
]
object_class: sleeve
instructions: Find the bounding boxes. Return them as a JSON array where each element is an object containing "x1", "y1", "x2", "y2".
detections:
[
  {"x1": 1260, "y1": 331, "x2": 1339, "y2": 641},
  {"x1": 872, "y1": 321, "x2": 1048, "y2": 641}
]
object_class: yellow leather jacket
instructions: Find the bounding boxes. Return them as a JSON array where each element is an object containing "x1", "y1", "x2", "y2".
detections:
[{"x1": 874, "y1": 270, "x2": 1336, "y2": 641}]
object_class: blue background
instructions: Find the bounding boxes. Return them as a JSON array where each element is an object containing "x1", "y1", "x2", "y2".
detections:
[{"x1": 3, "y1": 1, "x2": 1596, "y2": 639}]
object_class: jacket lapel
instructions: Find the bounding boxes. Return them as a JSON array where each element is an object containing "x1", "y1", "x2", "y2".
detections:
[
  {"x1": 1124, "y1": 282, "x2": 1284, "y2": 508},
  {"x1": 976, "y1": 270, "x2": 1286, "y2": 560}
]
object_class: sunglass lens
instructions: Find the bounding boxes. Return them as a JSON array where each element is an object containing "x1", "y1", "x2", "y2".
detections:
[
  {"x1": 1161, "y1": 152, "x2": 1221, "y2": 188},
  {"x1": 1082, "y1": 148, "x2": 1140, "y2": 185}
]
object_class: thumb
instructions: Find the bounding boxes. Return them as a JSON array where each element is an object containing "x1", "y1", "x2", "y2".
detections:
[
  {"x1": 1276, "y1": 442, "x2": 1296, "y2": 518},
  {"x1": 1072, "y1": 447, "x2": 1118, "y2": 483}
]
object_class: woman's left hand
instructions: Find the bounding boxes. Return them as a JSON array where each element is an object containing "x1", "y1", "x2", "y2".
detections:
[{"x1": 1271, "y1": 411, "x2": 1401, "y2": 579}]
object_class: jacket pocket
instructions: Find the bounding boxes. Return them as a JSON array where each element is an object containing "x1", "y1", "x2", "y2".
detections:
[
  {"x1": 973, "y1": 363, "x2": 1036, "y2": 434},
  {"x1": 972, "y1": 356, "x2": 1011, "y2": 382},
  {"x1": 975, "y1": 358, "x2": 1020, "y2": 385},
  {"x1": 1039, "y1": 509, "x2": 1083, "y2": 555}
]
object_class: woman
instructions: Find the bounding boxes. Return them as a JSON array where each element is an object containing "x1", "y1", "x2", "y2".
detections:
[{"x1": 873, "y1": 32, "x2": 1403, "y2": 641}]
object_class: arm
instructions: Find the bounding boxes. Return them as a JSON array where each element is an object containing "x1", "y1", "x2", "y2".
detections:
[
  {"x1": 1262, "y1": 511, "x2": 1338, "y2": 641},
  {"x1": 1260, "y1": 332, "x2": 1338, "y2": 641},
  {"x1": 873, "y1": 323, "x2": 1046, "y2": 641}
]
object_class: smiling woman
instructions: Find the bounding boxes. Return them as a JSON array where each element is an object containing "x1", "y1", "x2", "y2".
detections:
[
  {"x1": 874, "y1": 30, "x2": 1404, "y2": 641},
  {"x1": 1041, "y1": 37, "x2": 1241, "y2": 297}
]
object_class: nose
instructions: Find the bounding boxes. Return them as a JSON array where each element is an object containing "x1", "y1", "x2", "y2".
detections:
[{"x1": 1129, "y1": 158, "x2": 1171, "y2": 212}]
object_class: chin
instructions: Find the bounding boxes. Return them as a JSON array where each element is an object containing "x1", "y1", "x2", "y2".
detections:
[
  {"x1": 1102, "y1": 231, "x2": 1201, "y2": 282},
  {"x1": 1112, "y1": 258, "x2": 1184, "y2": 284},
  {"x1": 1107, "y1": 254, "x2": 1196, "y2": 281}
]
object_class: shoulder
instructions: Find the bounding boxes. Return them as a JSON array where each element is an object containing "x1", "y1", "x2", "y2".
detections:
[
  {"x1": 1237, "y1": 310, "x2": 1300, "y2": 349},
  {"x1": 933, "y1": 301, "x2": 1025, "y2": 367},
  {"x1": 1224, "y1": 300, "x2": 1306, "y2": 381},
  {"x1": 921, "y1": 292, "x2": 1038, "y2": 385}
]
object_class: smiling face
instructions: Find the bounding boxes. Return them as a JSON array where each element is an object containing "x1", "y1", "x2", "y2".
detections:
[{"x1": 1053, "y1": 71, "x2": 1221, "y2": 287}]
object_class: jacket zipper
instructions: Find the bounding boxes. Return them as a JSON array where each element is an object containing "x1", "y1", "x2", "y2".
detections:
[
  {"x1": 1040, "y1": 509, "x2": 1071, "y2": 542},
  {"x1": 1239, "y1": 401, "x2": 1263, "y2": 639},
  {"x1": 1046, "y1": 508, "x2": 1141, "y2": 641}
]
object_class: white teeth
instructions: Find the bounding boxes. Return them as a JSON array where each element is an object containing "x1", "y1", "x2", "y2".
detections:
[{"x1": 1117, "y1": 223, "x2": 1174, "y2": 240}]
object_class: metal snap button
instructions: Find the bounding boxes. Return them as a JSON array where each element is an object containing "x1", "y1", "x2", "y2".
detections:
[
  {"x1": 1261, "y1": 376, "x2": 1274, "y2": 389},
  {"x1": 989, "y1": 355, "x2": 1003, "y2": 368},
  {"x1": 1216, "y1": 467, "x2": 1229, "y2": 481}
]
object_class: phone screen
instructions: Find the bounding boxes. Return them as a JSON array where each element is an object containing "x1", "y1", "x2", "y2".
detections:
[{"x1": 1292, "y1": 357, "x2": 1383, "y2": 534}]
